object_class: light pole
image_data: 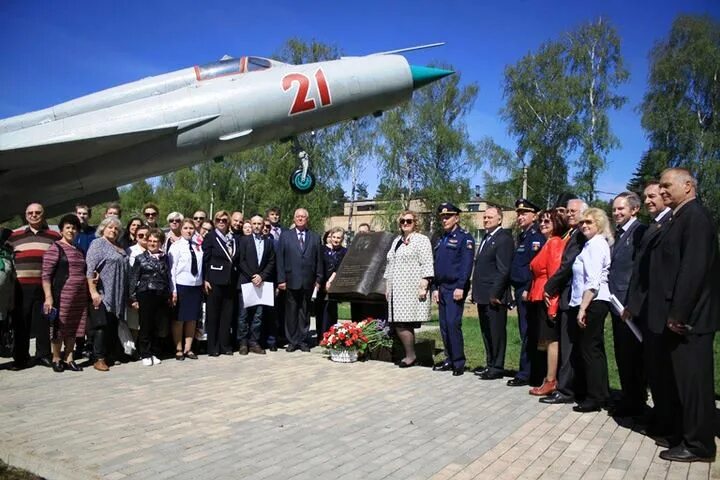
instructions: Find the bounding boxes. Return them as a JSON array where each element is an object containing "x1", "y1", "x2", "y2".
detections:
[{"x1": 210, "y1": 182, "x2": 216, "y2": 218}]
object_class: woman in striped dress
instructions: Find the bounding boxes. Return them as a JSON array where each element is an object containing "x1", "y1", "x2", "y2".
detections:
[{"x1": 42, "y1": 214, "x2": 89, "y2": 372}]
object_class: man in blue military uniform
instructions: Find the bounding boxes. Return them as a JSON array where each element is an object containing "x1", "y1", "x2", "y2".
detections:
[
  {"x1": 507, "y1": 199, "x2": 546, "y2": 387},
  {"x1": 431, "y1": 202, "x2": 475, "y2": 376}
]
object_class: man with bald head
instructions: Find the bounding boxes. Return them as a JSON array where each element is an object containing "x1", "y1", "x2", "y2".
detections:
[
  {"x1": 540, "y1": 197, "x2": 588, "y2": 405},
  {"x1": 642, "y1": 168, "x2": 720, "y2": 463},
  {"x1": 7, "y1": 202, "x2": 61, "y2": 369},
  {"x1": 276, "y1": 208, "x2": 323, "y2": 352}
]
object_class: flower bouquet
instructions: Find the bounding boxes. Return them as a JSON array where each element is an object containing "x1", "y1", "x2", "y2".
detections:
[
  {"x1": 320, "y1": 321, "x2": 369, "y2": 363},
  {"x1": 357, "y1": 318, "x2": 394, "y2": 353}
]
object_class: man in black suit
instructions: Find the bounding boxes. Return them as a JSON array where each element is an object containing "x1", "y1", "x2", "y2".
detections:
[
  {"x1": 276, "y1": 208, "x2": 323, "y2": 352},
  {"x1": 645, "y1": 168, "x2": 719, "y2": 463},
  {"x1": 265, "y1": 207, "x2": 286, "y2": 351},
  {"x1": 471, "y1": 206, "x2": 514, "y2": 380},
  {"x1": 607, "y1": 192, "x2": 648, "y2": 417},
  {"x1": 236, "y1": 215, "x2": 276, "y2": 355},
  {"x1": 540, "y1": 198, "x2": 588, "y2": 404},
  {"x1": 624, "y1": 181, "x2": 673, "y2": 433}
]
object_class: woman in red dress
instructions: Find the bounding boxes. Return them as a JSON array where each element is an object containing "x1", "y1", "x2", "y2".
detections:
[
  {"x1": 527, "y1": 209, "x2": 569, "y2": 396},
  {"x1": 42, "y1": 214, "x2": 89, "y2": 372}
]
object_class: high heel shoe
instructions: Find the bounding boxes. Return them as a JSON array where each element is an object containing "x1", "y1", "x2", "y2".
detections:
[
  {"x1": 529, "y1": 378, "x2": 557, "y2": 396},
  {"x1": 52, "y1": 361, "x2": 65, "y2": 373},
  {"x1": 63, "y1": 360, "x2": 83, "y2": 372},
  {"x1": 398, "y1": 359, "x2": 416, "y2": 368}
]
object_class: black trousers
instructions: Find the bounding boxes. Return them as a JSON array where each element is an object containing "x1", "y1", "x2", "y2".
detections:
[
  {"x1": 285, "y1": 288, "x2": 312, "y2": 348},
  {"x1": 206, "y1": 284, "x2": 234, "y2": 355},
  {"x1": 262, "y1": 290, "x2": 286, "y2": 348},
  {"x1": 556, "y1": 307, "x2": 585, "y2": 399},
  {"x1": 575, "y1": 302, "x2": 610, "y2": 405},
  {"x1": 12, "y1": 284, "x2": 50, "y2": 363},
  {"x1": 611, "y1": 311, "x2": 647, "y2": 408},
  {"x1": 525, "y1": 302, "x2": 548, "y2": 384},
  {"x1": 643, "y1": 327, "x2": 677, "y2": 434},
  {"x1": 477, "y1": 303, "x2": 507, "y2": 375},
  {"x1": 315, "y1": 293, "x2": 338, "y2": 345},
  {"x1": 668, "y1": 332, "x2": 717, "y2": 458},
  {"x1": 137, "y1": 291, "x2": 169, "y2": 358},
  {"x1": 91, "y1": 304, "x2": 120, "y2": 360}
]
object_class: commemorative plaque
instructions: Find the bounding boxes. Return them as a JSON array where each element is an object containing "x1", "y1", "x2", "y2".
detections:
[{"x1": 328, "y1": 231, "x2": 395, "y2": 303}]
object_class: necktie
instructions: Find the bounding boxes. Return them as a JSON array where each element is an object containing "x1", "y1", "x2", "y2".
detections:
[
  {"x1": 615, "y1": 226, "x2": 624, "y2": 243},
  {"x1": 189, "y1": 241, "x2": 198, "y2": 276},
  {"x1": 298, "y1": 231, "x2": 305, "y2": 249}
]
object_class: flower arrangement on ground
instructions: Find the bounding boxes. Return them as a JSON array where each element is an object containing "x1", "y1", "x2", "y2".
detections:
[
  {"x1": 357, "y1": 318, "x2": 394, "y2": 353},
  {"x1": 320, "y1": 321, "x2": 369, "y2": 354}
]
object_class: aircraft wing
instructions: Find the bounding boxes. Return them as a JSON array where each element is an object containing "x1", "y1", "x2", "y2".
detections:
[{"x1": 0, "y1": 114, "x2": 219, "y2": 170}]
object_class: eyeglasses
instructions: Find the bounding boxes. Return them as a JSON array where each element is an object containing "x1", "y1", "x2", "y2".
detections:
[
  {"x1": 540, "y1": 218, "x2": 552, "y2": 224},
  {"x1": 193, "y1": 216, "x2": 205, "y2": 221},
  {"x1": 144, "y1": 211, "x2": 157, "y2": 217},
  {"x1": 169, "y1": 219, "x2": 181, "y2": 223},
  {"x1": 263, "y1": 224, "x2": 271, "y2": 229},
  {"x1": 136, "y1": 233, "x2": 146, "y2": 239},
  {"x1": 579, "y1": 219, "x2": 595, "y2": 225},
  {"x1": 215, "y1": 218, "x2": 228, "y2": 223},
  {"x1": 399, "y1": 219, "x2": 414, "y2": 225},
  {"x1": 26, "y1": 211, "x2": 42, "y2": 216}
]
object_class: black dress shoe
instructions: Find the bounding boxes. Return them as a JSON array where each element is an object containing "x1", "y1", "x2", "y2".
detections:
[
  {"x1": 208, "y1": 352, "x2": 220, "y2": 357},
  {"x1": 9, "y1": 360, "x2": 30, "y2": 371},
  {"x1": 472, "y1": 366, "x2": 488, "y2": 375},
  {"x1": 659, "y1": 445, "x2": 715, "y2": 463},
  {"x1": 398, "y1": 359, "x2": 416, "y2": 368},
  {"x1": 286, "y1": 345, "x2": 297, "y2": 352},
  {"x1": 63, "y1": 360, "x2": 83, "y2": 371},
  {"x1": 573, "y1": 401, "x2": 602, "y2": 413},
  {"x1": 433, "y1": 362, "x2": 452, "y2": 372},
  {"x1": 652, "y1": 436, "x2": 671, "y2": 448},
  {"x1": 52, "y1": 361, "x2": 65, "y2": 373},
  {"x1": 506, "y1": 377, "x2": 529, "y2": 387},
  {"x1": 222, "y1": 351, "x2": 234, "y2": 356},
  {"x1": 269, "y1": 345, "x2": 278, "y2": 352},
  {"x1": 36, "y1": 356, "x2": 53, "y2": 368},
  {"x1": 299, "y1": 344, "x2": 311, "y2": 352},
  {"x1": 478, "y1": 371, "x2": 503, "y2": 380},
  {"x1": 539, "y1": 391, "x2": 575, "y2": 404},
  {"x1": 452, "y1": 369, "x2": 464, "y2": 376}
]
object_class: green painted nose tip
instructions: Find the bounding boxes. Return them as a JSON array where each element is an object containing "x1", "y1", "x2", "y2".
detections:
[{"x1": 410, "y1": 65, "x2": 454, "y2": 89}]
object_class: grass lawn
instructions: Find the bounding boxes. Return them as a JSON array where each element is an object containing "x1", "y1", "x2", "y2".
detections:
[
  {"x1": 0, "y1": 460, "x2": 42, "y2": 480},
  {"x1": 338, "y1": 302, "x2": 720, "y2": 392}
]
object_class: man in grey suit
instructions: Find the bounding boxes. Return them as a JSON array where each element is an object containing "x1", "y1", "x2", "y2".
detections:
[
  {"x1": 276, "y1": 208, "x2": 323, "y2": 352},
  {"x1": 608, "y1": 192, "x2": 647, "y2": 417},
  {"x1": 471, "y1": 206, "x2": 514, "y2": 380}
]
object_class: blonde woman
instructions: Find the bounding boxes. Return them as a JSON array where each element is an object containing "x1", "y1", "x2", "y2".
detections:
[
  {"x1": 570, "y1": 207, "x2": 613, "y2": 413},
  {"x1": 384, "y1": 211, "x2": 434, "y2": 368}
]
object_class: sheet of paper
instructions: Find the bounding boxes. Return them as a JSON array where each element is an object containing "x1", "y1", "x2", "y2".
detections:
[
  {"x1": 241, "y1": 282, "x2": 274, "y2": 307},
  {"x1": 609, "y1": 294, "x2": 642, "y2": 343}
]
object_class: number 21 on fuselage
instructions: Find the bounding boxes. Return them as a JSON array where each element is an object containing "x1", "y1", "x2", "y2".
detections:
[{"x1": 281, "y1": 68, "x2": 332, "y2": 116}]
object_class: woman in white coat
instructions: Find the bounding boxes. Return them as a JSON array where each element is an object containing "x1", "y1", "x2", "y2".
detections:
[{"x1": 384, "y1": 211, "x2": 434, "y2": 368}]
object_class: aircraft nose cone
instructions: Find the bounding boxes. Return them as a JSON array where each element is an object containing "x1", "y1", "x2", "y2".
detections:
[{"x1": 410, "y1": 65, "x2": 454, "y2": 89}]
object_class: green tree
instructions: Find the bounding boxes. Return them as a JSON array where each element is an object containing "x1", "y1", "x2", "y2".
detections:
[
  {"x1": 638, "y1": 14, "x2": 720, "y2": 224},
  {"x1": 488, "y1": 41, "x2": 576, "y2": 208},
  {"x1": 567, "y1": 18, "x2": 629, "y2": 202},
  {"x1": 377, "y1": 66, "x2": 480, "y2": 232}
]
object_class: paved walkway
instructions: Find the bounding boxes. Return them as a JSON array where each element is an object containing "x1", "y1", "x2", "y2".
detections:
[{"x1": 0, "y1": 350, "x2": 718, "y2": 480}]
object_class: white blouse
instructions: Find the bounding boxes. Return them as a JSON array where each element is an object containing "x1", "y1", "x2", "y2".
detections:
[
  {"x1": 168, "y1": 237, "x2": 204, "y2": 292},
  {"x1": 570, "y1": 234, "x2": 611, "y2": 307}
]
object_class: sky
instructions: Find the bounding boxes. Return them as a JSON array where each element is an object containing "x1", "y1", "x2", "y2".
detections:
[{"x1": 1, "y1": 0, "x2": 718, "y2": 202}]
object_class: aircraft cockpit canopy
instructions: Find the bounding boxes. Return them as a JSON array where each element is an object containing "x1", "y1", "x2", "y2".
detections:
[{"x1": 194, "y1": 56, "x2": 280, "y2": 81}]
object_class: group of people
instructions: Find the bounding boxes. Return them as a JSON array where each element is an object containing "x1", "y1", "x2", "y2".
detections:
[
  {"x1": 394, "y1": 167, "x2": 717, "y2": 464},
  {"x1": 1, "y1": 167, "x2": 717, "y2": 464},
  {"x1": 0, "y1": 202, "x2": 354, "y2": 373}
]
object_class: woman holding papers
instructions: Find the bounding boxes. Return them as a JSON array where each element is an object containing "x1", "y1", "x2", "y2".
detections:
[
  {"x1": 569, "y1": 208, "x2": 613, "y2": 413},
  {"x1": 528, "y1": 209, "x2": 569, "y2": 396},
  {"x1": 169, "y1": 219, "x2": 204, "y2": 360}
]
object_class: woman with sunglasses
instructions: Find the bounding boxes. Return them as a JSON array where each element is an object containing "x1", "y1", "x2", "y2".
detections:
[
  {"x1": 527, "y1": 209, "x2": 569, "y2": 396},
  {"x1": 142, "y1": 203, "x2": 160, "y2": 229},
  {"x1": 569, "y1": 208, "x2": 613, "y2": 413},
  {"x1": 202, "y1": 210, "x2": 238, "y2": 356},
  {"x1": 164, "y1": 212, "x2": 184, "y2": 252},
  {"x1": 126, "y1": 225, "x2": 150, "y2": 340},
  {"x1": 384, "y1": 211, "x2": 434, "y2": 368}
]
